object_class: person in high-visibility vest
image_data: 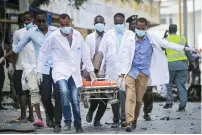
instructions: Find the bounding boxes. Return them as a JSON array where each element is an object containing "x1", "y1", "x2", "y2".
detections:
[{"x1": 163, "y1": 24, "x2": 191, "y2": 112}]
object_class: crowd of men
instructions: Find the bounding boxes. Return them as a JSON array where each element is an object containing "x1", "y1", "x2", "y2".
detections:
[{"x1": 0, "y1": 10, "x2": 198, "y2": 133}]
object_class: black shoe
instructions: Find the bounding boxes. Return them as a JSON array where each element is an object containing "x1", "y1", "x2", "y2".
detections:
[
  {"x1": 86, "y1": 111, "x2": 93, "y2": 123},
  {"x1": 111, "y1": 122, "x2": 119, "y2": 128},
  {"x1": 64, "y1": 122, "x2": 71, "y2": 131},
  {"x1": 143, "y1": 113, "x2": 151, "y2": 121},
  {"x1": 94, "y1": 121, "x2": 102, "y2": 127},
  {"x1": 27, "y1": 116, "x2": 34, "y2": 122},
  {"x1": 177, "y1": 107, "x2": 185, "y2": 112},
  {"x1": 53, "y1": 124, "x2": 61, "y2": 133},
  {"x1": 46, "y1": 118, "x2": 55, "y2": 128},
  {"x1": 163, "y1": 103, "x2": 173, "y2": 109},
  {"x1": 76, "y1": 127, "x2": 84, "y2": 133},
  {"x1": 125, "y1": 124, "x2": 132, "y2": 132},
  {"x1": 121, "y1": 120, "x2": 127, "y2": 128}
]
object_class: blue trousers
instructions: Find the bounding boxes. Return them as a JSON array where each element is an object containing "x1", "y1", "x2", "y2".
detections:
[
  {"x1": 166, "y1": 70, "x2": 188, "y2": 108},
  {"x1": 56, "y1": 77, "x2": 81, "y2": 127}
]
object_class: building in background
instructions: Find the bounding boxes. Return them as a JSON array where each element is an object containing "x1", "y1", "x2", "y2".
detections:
[
  {"x1": 40, "y1": 0, "x2": 161, "y2": 38},
  {"x1": 150, "y1": 0, "x2": 201, "y2": 49}
]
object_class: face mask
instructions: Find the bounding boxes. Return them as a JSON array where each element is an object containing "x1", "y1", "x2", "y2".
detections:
[
  {"x1": 94, "y1": 23, "x2": 105, "y2": 32},
  {"x1": 115, "y1": 24, "x2": 125, "y2": 33},
  {"x1": 135, "y1": 28, "x2": 146, "y2": 37},
  {"x1": 61, "y1": 27, "x2": 71, "y2": 34},
  {"x1": 24, "y1": 22, "x2": 33, "y2": 29}
]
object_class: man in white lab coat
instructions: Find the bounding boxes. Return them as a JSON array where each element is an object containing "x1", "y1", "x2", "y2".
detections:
[
  {"x1": 117, "y1": 17, "x2": 196, "y2": 132},
  {"x1": 84, "y1": 15, "x2": 107, "y2": 127},
  {"x1": 99, "y1": 13, "x2": 136, "y2": 128},
  {"x1": 37, "y1": 13, "x2": 96, "y2": 133}
]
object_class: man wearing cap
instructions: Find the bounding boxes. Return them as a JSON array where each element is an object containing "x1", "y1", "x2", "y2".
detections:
[{"x1": 126, "y1": 15, "x2": 153, "y2": 121}]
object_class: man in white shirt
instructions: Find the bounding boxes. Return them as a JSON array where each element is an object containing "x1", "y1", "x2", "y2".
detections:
[
  {"x1": 99, "y1": 13, "x2": 136, "y2": 128},
  {"x1": 84, "y1": 15, "x2": 107, "y2": 127},
  {"x1": 9, "y1": 11, "x2": 34, "y2": 123},
  {"x1": 37, "y1": 13, "x2": 96, "y2": 133}
]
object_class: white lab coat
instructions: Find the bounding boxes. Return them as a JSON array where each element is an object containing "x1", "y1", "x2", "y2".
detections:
[
  {"x1": 119, "y1": 32, "x2": 185, "y2": 86},
  {"x1": 37, "y1": 29, "x2": 94, "y2": 88},
  {"x1": 85, "y1": 31, "x2": 97, "y2": 59},
  {"x1": 12, "y1": 28, "x2": 36, "y2": 90},
  {"x1": 99, "y1": 29, "x2": 136, "y2": 81}
]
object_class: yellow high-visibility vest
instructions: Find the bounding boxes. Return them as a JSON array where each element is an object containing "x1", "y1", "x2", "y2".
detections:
[{"x1": 166, "y1": 34, "x2": 187, "y2": 62}]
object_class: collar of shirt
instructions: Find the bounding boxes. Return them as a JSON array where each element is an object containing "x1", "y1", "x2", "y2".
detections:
[
  {"x1": 95, "y1": 31, "x2": 105, "y2": 38},
  {"x1": 35, "y1": 25, "x2": 56, "y2": 37}
]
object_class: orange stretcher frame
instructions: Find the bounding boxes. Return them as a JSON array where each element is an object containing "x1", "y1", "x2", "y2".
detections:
[{"x1": 82, "y1": 81, "x2": 117, "y2": 86}]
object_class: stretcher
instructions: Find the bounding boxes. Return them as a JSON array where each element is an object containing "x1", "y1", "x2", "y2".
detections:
[{"x1": 80, "y1": 78, "x2": 119, "y2": 108}]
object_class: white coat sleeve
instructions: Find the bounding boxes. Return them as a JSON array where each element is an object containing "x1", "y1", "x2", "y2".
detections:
[
  {"x1": 85, "y1": 36, "x2": 93, "y2": 59},
  {"x1": 37, "y1": 36, "x2": 52, "y2": 73},
  {"x1": 151, "y1": 34, "x2": 184, "y2": 51},
  {"x1": 98, "y1": 34, "x2": 107, "y2": 76},
  {"x1": 81, "y1": 35, "x2": 94, "y2": 72}
]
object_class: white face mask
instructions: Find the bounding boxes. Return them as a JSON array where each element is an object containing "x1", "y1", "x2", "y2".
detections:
[
  {"x1": 24, "y1": 22, "x2": 33, "y2": 29},
  {"x1": 61, "y1": 27, "x2": 71, "y2": 34}
]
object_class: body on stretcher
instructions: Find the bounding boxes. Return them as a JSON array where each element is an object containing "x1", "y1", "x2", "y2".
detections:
[{"x1": 80, "y1": 78, "x2": 119, "y2": 108}]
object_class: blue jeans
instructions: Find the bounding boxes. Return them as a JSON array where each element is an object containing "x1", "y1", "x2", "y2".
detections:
[
  {"x1": 56, "y1": 77, "x2": 81, "y2": 127},
  {"x1": 166, "y1": 70, "x2": 188, "y2": 108}
]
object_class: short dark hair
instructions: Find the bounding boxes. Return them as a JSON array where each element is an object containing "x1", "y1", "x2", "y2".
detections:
[
  {"x1": 169, "y1": 24, "x2": 177, "y2": 34},
  {"x1": 136, "y1": 17, "x2": 148, "y2": 25},
  {"x1": 94, "y1": 15, "x2": 104, "y2": 22},
  {"x1": 34, "y1": 10, "x2": 47, "y2": 18},
  {"x1": 24, "y1": 11, "x2": 34, "y2": 18},
  {"x1": 114, "y1": 13, "x2": 125, "y2": 20},
  {"x1": 59, "y1": 13, "x2": 71, "y2": 20}
]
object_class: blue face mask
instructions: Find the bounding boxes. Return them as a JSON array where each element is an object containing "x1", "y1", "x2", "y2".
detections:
[
  {"x1": 61, "y1": 27, "x2": 71, "y2": 34},
  {"x1": 24, "y1": 22, "x2": 33, "y2": 30},
  {"x1": 95, "y1": 23, "x2": 105, "y2": 32},
  {"x1": 135, "y1": 29, "x2": 146, "y2": 37},
  {"x1": 115, "y1": 24, "x2": 125, "y2": 33}
]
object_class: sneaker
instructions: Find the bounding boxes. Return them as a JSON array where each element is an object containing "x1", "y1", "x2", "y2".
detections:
[
  {"x1": 121, "y1": 120, "x2": 127, "y2": 128},
  {"x1": 27, "y1": 116, "x2": 34, "y2": 122},
  {"x1": 143, "y1": 113, "x2": 152, "y2": 121},
  {"x1": 33, "y1": 119, "x2": 45, "y2": 127},
  {"x1": 94, "y1": 121, "x2": 102, "y2": 127},
  {"x1": 86, "y1": 111, "x2": 93, "y2": 123},
  {"x1": 53, "y1": 124, "x2": 61, "y2": 133},
  {"x1": 163, "y1": 103, "x2": 173, "y2": 109},
  {"x1": 64, "y1": 122, "x2": 71, "y2": 131},
  {"x1": 125, "y1": 124, "x2": 132, "y2": 132},
  {"x1": 177, "y1": 107, "x2": 185, "y2": 112},
  {"x1": 10, "y1": 117, "x2": 28, "y2": 123},
  {"x1": 76, "y1": 126, "x2": 84, "y2": 133},
  {"x1": 111, "y1": 121, "x2": 119, "y2": 128},
  {"x1": 46, "y1": 118, "x2": 55, "y2": 128}
]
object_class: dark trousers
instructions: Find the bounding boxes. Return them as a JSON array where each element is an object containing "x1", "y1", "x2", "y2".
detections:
[
  {"x1": 143, "y1": 86, "x2": 153, "y2": 114},
  {"x1": 89, "y1": 95, "x2": 108, "y2": 122},
  {"x1": 0, "y1": 67, "x2": 5, "y2": 105},
  {"x1": 40, "y1": 69, "x2": 62, "y2": 124}
]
